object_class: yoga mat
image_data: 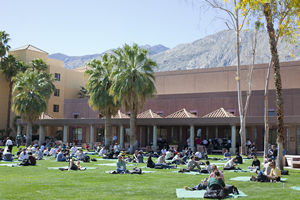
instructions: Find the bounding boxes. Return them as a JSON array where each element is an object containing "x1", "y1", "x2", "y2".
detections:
[
  {"x1": 97, "y1": 159, "x2": 118, "y2": 161},
  {"x1": 1, "y1": 160, "x2": 19, "y2": 163},
  {"x1": 172, "y1": 171, "x2": 209, "y2": 175},
  {"x1": 104, "y1": 170, "x2": 154, "y2": 174},
  {"x1": 97, "y1": 163, "x2": 138, "y2": 166},
  {"x1": 47, "y1": 167, "x2": 98, "y2": 169},
  {"x1": 85, "y1": 152, "x2": 98, "y2": 155},
  {"x1": 176, "y1": 189, "x2": 248, "y2": 198},
  {"x1": 0, "y1": 164, "x2": 38, "y2": 167},
  {"x1": 226, "y1": 170, "x2": 253, "y2": 173},
  {"x1": 229, "y1": 176, "x2": 287, "y2": 182},
  {"x1": 291, "y1": 186, "x2": 300, "y2": 191}
]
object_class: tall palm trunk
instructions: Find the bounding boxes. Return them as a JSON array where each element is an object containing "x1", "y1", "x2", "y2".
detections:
[
  {"x1": 6, "y1": 80, "x2": 13, "y2": 129},
  {"x1": 26, "y1": 121, "x2": 32, "y2": 147},
  {"x1": 105, "y1": 114, "x2": 112, "y2": 148},
  {"x1": 129, "y1": 107, "x2": 137, "y2": 154},
  {"x1": 264, "y1": 3, "x2": 284, "y2": 170}
]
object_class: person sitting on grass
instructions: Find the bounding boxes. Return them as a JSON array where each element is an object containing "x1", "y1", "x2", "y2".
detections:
[
  {"x1": 116, "y1": 155, "x2": 129, "y2": 174},
  {"x1": 3, "y1": 149, "x2": 14, "y2": 161},
  {"x1": 202, "y1": 148, "x2": 208, "y2": 159},
  {"x1": 205, "y1": 160, "x2": 212, "y2": 173},
  {"x1": 185, "y1": 155, "x2": 201, "y2": 171},
  {"x1": 28, "y1": 152, "x2": 36, "y2": 166},
  {"x1": 261, "y1": 158, "x2": 272, "y2": 175},
  {"x1": 35, "y1": 147, "x2": 43, "y2": 160},
  {"x1": 195, "y1": 150, "x2": 202, "y2": 160},
  {"x1": 209, "y1": 164, "x2": 225, "y2": 182},
  {"x1": 223, "y1": 149, "x2": 231, "y2": 160},
  {"x1": 165, "y1": 149, "x2": 173, "y2": 160},
  {"x1": 77, "y1": 149, "x2": 86, "y2": 161},
  {"x1": 155, "y1": 153, "x2": 177, "y2": 169},
  {"x1": 249, "y1": 150, "x2": 256, "y2": 159},
  {"x1": 86, "y1": 143, "x2": 90, "y2": 151},
  {"x1": 0, "y1": 148, "x2": 3, "y2": 160},
  {"x1": 171, "y1": 153, "x2": 183, "y2": 165},
  {"x1": 248, "y1": 155, "x2": 260, "y2": 170},
  {"x1": 235, "y1": 153, "x2": 243, "y2": 164},
  {"x1": 16, "y1": 148, "x2": 22, "y2": 158},
  {"x1": 96, "y1": 144, "x2": 102, "y2": 152},
  {"x1": 251, "y1": 161, "x2": 281, "y2": 182},
  {"x1": 223, "y1": 157, "x2": 238, "y2": 170},
  {"x1": 207, "y1": 171, "x2": 226, "y2": 190},
  {"x1": 71, "y1": 144, "x2": 77, "y2": 156},
  {"x1": 19, "y1": 148, "x2": 28, "y2": 161},
  {"x1": 56, "y1": 149, "x2": 67, "y2": 162},
  {"x1": 207, "y1": 142, "x2": 214, "y2": 154},
  {"x1": 43, "y1": 147, "x2": 50, "y2": 156},
  {"x1": 99, "y1": 147, "x2": 107, "y2": 156},
  {"x1": 69, "y1": 158, "x2": 84, "y2": 171},
  {"x1": 137, "y1": 151, "x2": 144, "y2": 163}
]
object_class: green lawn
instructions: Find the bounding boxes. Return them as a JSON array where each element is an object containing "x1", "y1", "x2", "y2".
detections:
[{"x1": 0, "y1": 146, "x2": 299, "y2": 200}]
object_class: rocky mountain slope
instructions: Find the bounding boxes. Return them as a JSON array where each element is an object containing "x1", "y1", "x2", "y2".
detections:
[{"x1": 50, "y1": 30, "x2": 300, "y2": 71}]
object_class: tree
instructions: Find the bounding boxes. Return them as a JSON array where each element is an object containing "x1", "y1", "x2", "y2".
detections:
[
  {"x1": 78, "y1": 86, "x2": 90, "y2": 98},
  {"x1": 111, "y1": 43, "x2": 158, "y2": 154},
  {"x1": 203, "y1": 0, "x2": 250, "y2": 155},
  {"x1": 85, "y1": 53, "x2": 120, "y2": 148},
  {"x1": 0, "y1": 55, "x2": 28, "y2": 129},
  {"x1": 31, "y1": 58, "x2": 48, "y2": 72},
  {"x1": 12, "y1": 69, "x2": 55, "y2": 146},
  {"x1": 0, "y1": 31, "x2": 11, "y2": 59},
  {"x1": 237, "y1": 0, "x2": 300, "y2": 170}
]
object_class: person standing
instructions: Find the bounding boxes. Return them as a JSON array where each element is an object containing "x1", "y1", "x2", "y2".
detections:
[
  {"x1": 5, "y1": 137, "x2": 13, "y2": 153},
  {"x1": 16, "y1": 134, "x2": 22, "y2": 148},
  {"x1": 113, "y1": 134, "x2": 117, "y2": 144}
]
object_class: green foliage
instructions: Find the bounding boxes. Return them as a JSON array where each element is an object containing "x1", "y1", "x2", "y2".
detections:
[
  {"x1": 12, "y1": 69, "x2": 55, "y2": 122},
  {"x1": 85, "y1": 53, "x2": 119, "y2": 116},
  {"x1": 111, "y1": 43, "x2": 158, "y2": 112},
  {"x1": 78, "y1": 85, "x2": 90, "y2": 98},
  {"x1": 0, "y1": 31, "x2": 11, "y2": 58},
  {"x1": 0, "y1": 54, "x2": 28, "y2": 81},
  {"x1": 56, "y1": 130, "x2": 63, "y2": 140},
  {"x1": 30, "y1": 58, "x2": 48, "y2": 72}
]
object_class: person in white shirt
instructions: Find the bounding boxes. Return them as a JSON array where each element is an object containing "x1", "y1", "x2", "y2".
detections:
[
  {"x1": 224, "y1": 158, "x2": 237, "y2": 170},
  {"x1": 31, "y1": 146, "x2": 36, "y2": 153},
  {"x1": 40, "y1": 145, "x2": 45, "y2": 151},
  {"x1": 19, "y1": 148, "x2": 29, "y2": 161},
  {"x1": 195, "y1": 151, "x2": 202, "y2": 159},
  {"x1": 71, "y1": 144, "x2": 78, "y2": 156},
  {"x1": 202, "y1": 138, "x2": 208, "y2": 145},
  {"x1": 114, "y1": 143, "x2": 120, "y2": 153},
  {"x1": 5, "y1": 137, "x2": 13, "y2": 153},
  {"x1": 113, "y1": 134, "x2": 117, "y2": 143},
  {"x1": 99, "y1": 147, "x2": 107, "y2": 156},
  {"x1": 161, "y1": 147, "x2": 167, "y2": 154},
  {"x1": 35, "y1": 147, "x2": 43, "y2": 160},
  {"x1": 165, "y1": 150, "x2": 173, "y2": 160},
  {"x1": 43, "y1": 147, "x2": 50, "y2": 156}
]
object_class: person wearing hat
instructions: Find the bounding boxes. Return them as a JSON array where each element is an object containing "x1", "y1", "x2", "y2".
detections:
[{"x1": 116, "y1": 155, "x2": 128, "y2": 174}]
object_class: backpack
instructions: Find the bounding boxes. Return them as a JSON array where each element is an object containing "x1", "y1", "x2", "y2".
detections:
[
  {"x1": 20, "y1": 159, "x2": 30, "y2": 166},
  {"x1": 91, "y1": 158, "x2": 97, "y2": 162},
  {"x1": 257, "y1": 173, "x2": 268, "y2": 182},
  {"x1": 178, "y1": 168, "x2": 190, "y2": 173},
  {"x1": 212, "y1": 157, "x2": 218, "y2": 160},
  {"x1": 225, "y1": 184, "x2": 239, "y2": 194},
  {"x1": 281, "y1": 170, "x2": 289, "y2": 175},
  {"x1": 83, "y1": 156, "x2": 90, "y2": 162},
  {"x1": 155, "y1": 165, "x2": 164, "y2": 169},
  {"x1": 204, "y1": 188, "x2": 228, "y2": 199},
  {"x1": 199, "y1": 161, "x2": 205, "y2": 165},
  {"x1": 147, "y1": 156, "x2": 155, "y2": 168},
  {"x1": 200, "y1": 169, "x2": 209, "y2": 174},
  {"x1": 131, "y1": 167, "x2": 142, "y2": 174}
]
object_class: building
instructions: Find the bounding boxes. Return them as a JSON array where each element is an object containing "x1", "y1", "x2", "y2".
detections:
[
  {"x1": 0, "y1": 45, "x2": 87, "y2": 137},
  {"x1": 17, "y1": 59, "x2": 300, "y2": 155}
]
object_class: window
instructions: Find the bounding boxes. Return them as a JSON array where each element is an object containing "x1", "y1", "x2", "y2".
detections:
[
  {"x1": 73, "y1": 113, "x2": 79, "y2": 118},
  {"x1": 268, "y1": 109, "x2": 276, "y2": 116},
  {"x1": 54, "y1": 89, "x2": 60, "y2": 97},
  {"x1": 53, "y1": 105, "x2": 59, "y2": 112},
  {"x1": 55, "y1": 73, "x2": 60, "y2": 81}
]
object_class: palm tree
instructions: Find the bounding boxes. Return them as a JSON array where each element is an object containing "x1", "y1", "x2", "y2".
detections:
[
  {"x1": 12, "y1": 69, "x2": 55, "y2": 146},
  {"x1": 31, "y1": 58, "x2": 48, "y2": 72},
  {"x1": 0, "y1": 55, "x2": 28, "y2": 129},
  {"x1": 111, "y1": 43, "x2": 158, "y2": 154},
  {"x1": 0, "y1": 31, "x2": 11, "y2": 59},
  {"x1": 78, "y1": 86, "x2": 90, "y2": 98},
  {"x1": 85, "y1": 53, "x2": 120, "y2": 148}
]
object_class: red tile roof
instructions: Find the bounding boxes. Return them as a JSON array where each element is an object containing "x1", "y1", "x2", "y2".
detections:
[
  {"x1": 203, "y1": 108, "x2": 236, "y2": 118},
  {"x1": 166, "y1": 108, "x2": 198, "y2": 118},
  {"x1": 39, "y1": 112, "x2": 55, "y2": 119},
  {"x1": 137, "y1": 109, "x2": 162, "y2": 118},
  {"x1": 112, "y1": 110, "x2": 130, "y2": 119}
]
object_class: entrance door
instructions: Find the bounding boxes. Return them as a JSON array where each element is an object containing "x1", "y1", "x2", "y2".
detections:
[
  {"x1": 97, "y1": 128, "x2": 105, "y2": 143},
  {"x1": 72, "y1": 128, "x2": 82, "y2": 145},
  {"x1": 269, "y1": 129, "x2": 277, "y2": 146}
]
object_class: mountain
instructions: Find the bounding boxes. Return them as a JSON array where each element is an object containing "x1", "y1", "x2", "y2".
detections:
[
  {"x1": 152, "y1": 30, "x2": 300, "y2": 72},
  {"x1": 49, "y1": 44, "x2": 169, "y2": 69},
  {"x1": 49, "y1": 30, "x2": 300, "y2": 70}
]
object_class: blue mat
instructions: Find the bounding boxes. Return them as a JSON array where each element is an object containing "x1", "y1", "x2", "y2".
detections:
[{"x1": 291, "y1": 186, "x2": 300, "y2": 191}]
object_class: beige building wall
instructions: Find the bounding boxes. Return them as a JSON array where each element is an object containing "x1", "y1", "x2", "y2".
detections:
[
  {"x1": 154, "y1": 61, "x2": 300, "y2": 95},
  {"x1": 0, "y1": 45, "x2": 87, "y2": 134}
]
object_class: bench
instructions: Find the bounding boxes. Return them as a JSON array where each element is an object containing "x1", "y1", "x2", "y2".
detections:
[
  {"x1": 291, "y1": 157, "x2": 300, "y2": 168},
  {"x1": 212, "y1": 148, "x2": 227, "y2": 154}
]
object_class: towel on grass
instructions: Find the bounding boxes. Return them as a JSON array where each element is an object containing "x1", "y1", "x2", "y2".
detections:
[
  {"x1": 0, "y1": 164, "x2": 38, "y2": 167},
  {"x1": 97, "y1": 158, "x2": 118, "y2": 161},
  {"x1": 97, "y1": 163, "x2": 138, "y2": 166},
  {"x1": 172, "y1": 171, "x2": 209, "y2": 175},
  {"x1": 229, "y1": 176, "x2": 287, "y2": 182},
  {"x1": 226, "y1": 169, "x2": 254, "y2": 173},
  {"x1": 1, "y1": 160, "x2": 19, "y2": 163},
  {"x1": 47, "y1": 167, "x2": 98, "y2": 170},
  {"x1": 85, "y1": 152, "x2": 98, "y2": 155},
  {"x1": 176, "y1": 188, "x2": 248, "y2": 198},
  {"x1": 291, "y1": 186, "x2": 300, "y2": 191}
]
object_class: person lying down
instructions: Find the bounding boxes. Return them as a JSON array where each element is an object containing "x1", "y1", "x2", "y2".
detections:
[{"x1": 59, "y1": 158, "x2": 85, "y2": 171}]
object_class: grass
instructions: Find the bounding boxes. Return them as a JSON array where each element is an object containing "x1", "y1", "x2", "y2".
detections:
[{"x1": 0, "y1": 146, "x2": 299, "y2": 200}]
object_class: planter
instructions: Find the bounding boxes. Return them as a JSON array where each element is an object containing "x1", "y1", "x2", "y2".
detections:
[{"x1": 169, "y1": 145, "x2": 179, "y2": 151}]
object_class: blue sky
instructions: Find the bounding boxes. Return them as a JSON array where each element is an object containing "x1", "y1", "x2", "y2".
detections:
[{"x1": 2, "y1": 0, "x2": 228, "y2": 56}]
